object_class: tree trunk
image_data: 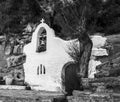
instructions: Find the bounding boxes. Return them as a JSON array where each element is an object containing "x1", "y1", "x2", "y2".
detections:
[
  {"x1": 78, "y1": 32, "x2": 93, "y2": 78},
  {"x1": 40, "y1": 0, "x2": 93, "y2": 78}
]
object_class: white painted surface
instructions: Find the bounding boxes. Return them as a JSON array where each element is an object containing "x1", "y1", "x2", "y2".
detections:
[
  {"x1": 23, "y1": 21, "x2": 77, "y2": 91},
  {"x1": 0, "y1": 85, "x2": 25, "y2": 90},
  {"x1": 91, "y1": 35, "x2": 108, "y2": 56},
  {"x1": 88, "y1": 35, "x2": 108, "y2": 78},
  {"x1": 91, "y1": 35, "x2": 107, "y2": 48},
  {"x1": 88, "y1": 59, "x2": 101, "y2": 78}
]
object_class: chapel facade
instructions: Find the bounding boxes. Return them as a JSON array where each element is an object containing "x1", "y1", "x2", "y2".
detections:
[{"x1": 23, "y1": 19, "x2": 78, "y2": 91}]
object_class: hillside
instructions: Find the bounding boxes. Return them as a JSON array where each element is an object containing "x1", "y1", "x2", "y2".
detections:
[{"x1": 0, "y1": 1, "x2": 120, "y2": 99}]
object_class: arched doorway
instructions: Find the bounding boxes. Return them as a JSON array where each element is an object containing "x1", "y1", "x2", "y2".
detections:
[
  {"x1": 61, "y1": 62, "x2": 83, "y2": 95},
  {"x1": 36, "y1": 27, "x2": 47, "y2": 52}
]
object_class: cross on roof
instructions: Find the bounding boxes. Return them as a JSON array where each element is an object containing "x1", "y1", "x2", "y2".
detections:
[{"x1": 41, "y1": 18, "x2": 45, "y2": 24}]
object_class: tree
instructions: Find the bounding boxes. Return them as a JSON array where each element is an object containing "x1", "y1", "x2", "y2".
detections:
[
  {"x1": 0, "y1": 0, "x2": 42, "y2": 36},
  {"x1": 57, "y1": 0, "x2": 93, "y2": 78},
  {"x1": 86, "y1": 0, "x2": 120, "y2": 35}
]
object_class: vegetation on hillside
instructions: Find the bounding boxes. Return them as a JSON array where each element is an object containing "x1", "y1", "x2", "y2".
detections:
[{"x1": 0, "y1": 0, "x2": 120, "y2": 38}]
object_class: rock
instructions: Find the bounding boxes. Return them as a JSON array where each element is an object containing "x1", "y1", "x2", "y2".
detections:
[
  {"x1": 13, "y1": 45, "x2": 24, "y2": 55},
  {"x1": 73, "y1": 90, "x2": 91, "y2": 97},
  {"x1": 91, "y1": 35, "x2": 107, "y2": 48},
  {"x1": 13, "y1": 45, "x2": 19, "y2": 55},
  {"x1": 112, "y1": 56, "x2": 120, "y2": 65},
  {"x1": 89, "y1": 77, "x2": 120, "y2": 88},
  {"x1": 0, "y1": 36, "x2": 5, "y2": 43},
  {"x1": 21, "y1": 36, "x2": 32, "y2": 44},
  {"x1": 6, "y1": 54, "x2": 26, "y2": 68},
  {"x1": 106, "y1": 34, "x2": 120, "y2": 55},
  {"x1": 67, "y1": 90, "x2": 112, "y2": 102},
  {"x1": 13, "y1": 68, "x2": 24, "y2": 84},
  {"x1": 22, "y1": 35, "x2": 30, "y2": 39},
  {"x1": 4, "y1": 44, "x2": 13, "y2": 55},
  {"x1": 81, "y1": 77, "x2": 120, "y2": 93},
  {"x1": 96, "y1": 54, "x2": 120, "y2": 70},
  {"x1": 96, "y1": 85, "x2": 107, "y2": 93},
  {"x1": 106, "y1": 34, "x2": 120, "y2": 44},
  {"x1": 3, "y1": 75, "x2": 14, "y2": 85},
  {"x1": 0, "y1": 44, "x2": 7, "y2": 69},
  {"x1": 95, "y1": 71, "x2": 110, "y2": 78},
  {"x1": 23, "y1": 23, "x2": 34, "y2": 33},
  {"x1": 95, "y1": 54, "x2": 120, "y2": 78},
  {"x1": 5, "y1": 64, "x2": 25, "y2": 86},
  {"x1": 96, "y1": 61, "x2": 111, "y2": 71},
  {"x1": 95, "y1": 66, "x2": 120, "y2": 78}
]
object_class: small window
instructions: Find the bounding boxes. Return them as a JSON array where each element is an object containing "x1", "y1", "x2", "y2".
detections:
[
  {"x1": 37, "y1": 64, "x2": 46, "y2": 75},
  {"x1": 36, "y1": 27, "x2": 47, "y2": 52}
]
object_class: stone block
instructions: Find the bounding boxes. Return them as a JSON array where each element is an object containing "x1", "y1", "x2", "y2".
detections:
[
  {"x1": 0, "y1": 90, "x2": 65, "y2": 102},
  {"x1": 13, "y1": 45, "x2": 24, "y2": 55},
  {"x1": 95, "y1": 65, "x2": 120, "y2": 78},
  {"x1": 13, "y1": 68, "x2": 24, "y2": 85},
  {"x1": 3, "y1": 75, "x2": 13, "y2": 85},
  {"x1": 67, "y1": 90, "x2": 118, "y2": 102},
  {"x1": 96, "y1": 52, "x2": 120, "y2": 71},
  {"x1": 90, "y1": 93, "x2": 112, "y2": 102},
  {"x1": 73, "y1": 90, "x2": 91, "y2": 97},
  {"x1": 88, "y1": 77, "x2": 120, "y2": 92},
  {"x1": 113, "y1": 94, "x2": 120, "y2": 102},
  {"x1": 7, "y1": 54, "x2": 26, "y2": 68},
  {"x1": 0, "y1": 45, "x2": 7, "y2": 68},
  {"x1": 0, "y1": 36, "x2": 5, "y2": 42},
  {"x1": 96, "y1": 61, "x2": 111, "y2": 71},
  {"x1": 67, "y1": 91, "x2": 91, "y2": 102}
]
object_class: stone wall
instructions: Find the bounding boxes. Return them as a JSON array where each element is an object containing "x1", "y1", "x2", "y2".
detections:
[
  {"x1": 0, "y1": 35, "x2": 26, "y2": 85},
  {"x1": 67, "y1": 90, "x2": 120, "y2": 102},
  {"x1": 0, "y1": 89, "x2": 65, "y2": 102},
  {"x1": 0, "y1": 36, "x2": 7, "y2": 77}
]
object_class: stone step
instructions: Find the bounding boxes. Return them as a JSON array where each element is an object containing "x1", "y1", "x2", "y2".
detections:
[
  {"x1": 67, "y1": 90, "x2": 120, "y2": 102},
  {"x1": 0, "y1": 89, "x2": 65, "y2": 102}
]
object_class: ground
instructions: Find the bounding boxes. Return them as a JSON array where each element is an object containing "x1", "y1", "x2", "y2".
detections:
[{"x1": 0, "y1": 89, "x2": 65, "y2": 102}]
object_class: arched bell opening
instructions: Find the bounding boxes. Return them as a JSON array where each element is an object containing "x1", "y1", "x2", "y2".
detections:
[
  {"x1": 36, "y1": 27, "x2": 47, "y2": 53},
  {"x1": 61, "y1": 62, "x2": 83, "y2": 95}
]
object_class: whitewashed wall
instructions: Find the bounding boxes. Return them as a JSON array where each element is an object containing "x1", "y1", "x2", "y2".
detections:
[
  {"x1": 23, "y1": 21, "x2": 77, "y2": 91},
  {"x1": 88, "y1": 35, "x2": 108, "y2": 78}
]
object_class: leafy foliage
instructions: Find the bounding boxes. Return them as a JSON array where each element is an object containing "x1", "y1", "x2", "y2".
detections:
[
  {"x1": 0, "y1": 0, "x2": 120, "y2": 38},
  {"x1": 87, "y1": 0, "x2": 120, "y2": 35},
  {"x1": 0, "y1": 0, "x2": 41, "y2": 36}
]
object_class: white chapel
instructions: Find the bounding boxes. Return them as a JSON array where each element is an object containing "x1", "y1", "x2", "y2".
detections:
[{"x1": 23, "y1": 19, "x2": 78, "y2": 91}]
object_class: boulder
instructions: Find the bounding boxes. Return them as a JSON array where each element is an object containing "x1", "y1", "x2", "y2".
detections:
[
  {"x1": 6, "y1": 54, "x2": 26, "y2": 68},
  {"x1": 89, "y1": 77, "x2": 120, "y2": 88},
  {"x1": 0, "y1": 36, "x2": 5, "y2": 43},
  {"x1": 3, "y1": 74, "x2": 14, "y2": 85},
  {"x1": 96, "y1": 52, "x2": 120, "y2": 70},
  {"x1": 4, "y1": 43, "x2": 13, "y2": 55},
  {"x1": 13, "y1": 45, "x2": 24, "y2": 55},
  {"x1": 0, "y1": 44, "x2": 7, "y2": 69},
  {"x1": 95, "y1": 65, "x2": 120, "y2": 78}
]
